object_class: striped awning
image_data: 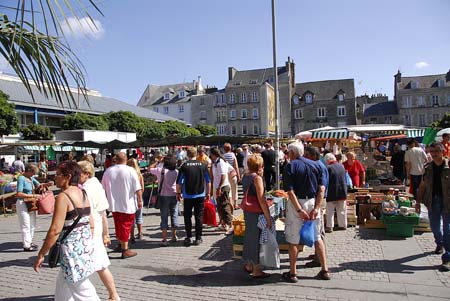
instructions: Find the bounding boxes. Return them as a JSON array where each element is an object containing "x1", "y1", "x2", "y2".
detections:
[
  {"x1": 406, "y1": 129, "x2": 425, "y2": 138},
  {"x1": 312, "y1": 129, "x2": 349, "y2": 139},
  {"x1": 24, "y1": 146, "x2": 95, "y2": 152}
]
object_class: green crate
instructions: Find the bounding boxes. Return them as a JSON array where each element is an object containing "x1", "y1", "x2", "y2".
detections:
[
  {"x1": 386, "y1": 223, "x2": 415, "y2": 237},
  {"x1": 397, "y1": 200, "x2": 412, "y2": 208},
  {"x1": 381, "y1": 214, "x2": 419, "y2": 225}
]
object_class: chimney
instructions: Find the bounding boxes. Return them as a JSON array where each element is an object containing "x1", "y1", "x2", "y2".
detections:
[
  {"x1": 446, "y1": 69, "x2": 450, "y2": 82},
  {"x1": 395, "y1": 70, "x2": 402, "y2": 83},
  {"x1": 228, "y1": 67, "x2": 237, "y2": 81}
]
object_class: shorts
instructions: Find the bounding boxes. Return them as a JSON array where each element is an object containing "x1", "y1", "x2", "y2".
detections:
[
  {"x1": 285, "y1": 197, "x2": 322, "y2": 245},
  {"x1": 112, "y1": 212, "x2": 135, "y2": 242}
]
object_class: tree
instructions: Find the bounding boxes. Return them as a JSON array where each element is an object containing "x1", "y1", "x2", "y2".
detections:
[
  {"x1": 0, "y1": 1, "x2": 102, "y2": 107},
  {"x1": 103, "y1": 111, "x2": 143, "y2": 134},
  {"x1": 163, "y1": 120, "x2": 201, "y2": 137},
  {"x1": 62, "y1": 113, "x2": 109, "y2": 131},
  {"x1": 431, "y1": 112, "x2": 450, "y2": 129},
  {"x1": 0, "y1": 90, "x2": 19, "y2": 137},
  {"x1": 21, "y1": 124, "x2": 53, "y2": 140},
  {"x1": 196, "y1": 124, "x2": 217, "y2": 136}
]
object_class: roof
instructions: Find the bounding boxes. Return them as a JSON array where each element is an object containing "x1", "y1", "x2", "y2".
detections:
[
  {"x1": 137, "y1": 82, "x2": 196, "y2": 107},
  {"x1": 398, "y1": 73, "x2": 446, "y2": 90},
  {"x1": 0, "y1": 74, "x2": 178, "y2": 122},
  {"x1": 294, "y1": 79, "x2": 355, "y2": 100},
  {"x1": 226, "y1": 66, "x2": 287, "y2": 88},
  {"x1": 363, "y1": 101, "x2": 398, "y2": 117}
]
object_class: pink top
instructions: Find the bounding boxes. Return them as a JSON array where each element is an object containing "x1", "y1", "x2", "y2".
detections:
[{"x1": 150, "y1": 167, "x2": 178, "y2": 197}]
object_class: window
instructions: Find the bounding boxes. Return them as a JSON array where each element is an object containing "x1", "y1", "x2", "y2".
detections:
[
  {"x1": 404, "y1": 96, "x2": 411, "y2": 108},
  {"x1": 234, "y1": 81, "x2": 241, "y2": 86},
  {"x1": 216, "y1": 111, "x2": 221, "y2": 123},
  {"x1": 178, "y1": 104, "x2": 184, "y2": 113},
  {"x1": 241, "y1": 93, "x2": 247, "y2": 103},
  {"x1": 253, "y1": 124, "x2": 259, "y2": 135},
  {"x1": 153, "y1": 107, "x2": 159, "y2": 113},
  {"x1": 433, "y1": 113, "x2": 440, "y2": 122},
  {"x1": 252, "y1": 91, "x2": 258, "y2": 102},
  {"x1": 305, "y1": 94, "x2": 313, "y2": 104},
  {"x1": 293, "y1": 95, "x2": 299, "y2": 105},
  {"x1": 231, "y1": 125, "x2": 237, "y2": 135},
  {"x1": 214, "y1": 95, "x2": 219, "y2": 106},
  {"x1": 200, "y1": 98, "x2": 205, "y2": 105},
  {"x1": 217, "y1": 125, "x2": 226, "y2": 135},
  {"x1": 338, "y1": 94, "x2": 344, "y2": 101},
  {"x1": 268, "y1": 75, "x2": 274, "y2": 83},
  {"x1": 438, "y1": 79, "x2": 445, "y2": 87},
  {"x1": 252, "y1": 108, "x2": 259, "y2": 119},
  {"x1": 384, "y1": 116, "x2": 392, "y2": 124},
  {"x1": 164, "y1": 92, "x2": 170, "y2": 100},
  {"x1": 419, "y1": 114, "x2": 426, "y2": 126},
  {"x1": 411, "y1": 81, "x2": 418, "y2": 89},
  {"x1": 404, "y1": 115, "x2": 411, "y2": 126},
  {"x1": 179, "y1": 91, "x2": 185, "y2": 98},
  {"x1": 229, "y1": 109, "x2": 236, "y2": 120},
  {"x1": 370, "y1": 117, "x2": 377, "y2": 124},
  {"x1": 242, "y1": 124, "x2": 247, "y2": 135},
  {"x1": 337, "y1": 106, "x2": 346, "y2": 117},
  {"x1": 163, "y1": 106, "x2": 169, "y2": 114},
  {"x1": 241, "y1": 109, "x2": 248, "y2": 119},
  {"x1": 221, "y1": 111, "x2": 227, "y2": 122},
  {"x1": 294, "y1": 109, "x2": 303, "y2": 119},
  {"x1": 229, "y1": 94, "x2": 236, "y2": 104},
  {"x1": 200, "y1": 111, "x2": 206, "y2": 120},
  {"x1": 418, "y1": 96, "x2": 425, "y2": 107},
  {"x1": 221, "y1": 94, "x2": 226, "y2": 105},
  {"x1": 249, "y1": 79, "x2": 257, "y2": 85},
  {"x1": 432, "y1": 95, "x2": 439, "y2": 106},
  {"x1": 317, "y1": 107, "x2": 326, "y2": 118}
]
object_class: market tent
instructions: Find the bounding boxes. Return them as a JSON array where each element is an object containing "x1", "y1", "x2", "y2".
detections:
[
  {"x1": 370, "y1": 134, "x2": 406, "y2": 141},
  {"x1": 406, "y1": 129, "x2": 425, "y2": 138},
  {"x1": 311, "y1": 128, "x2": 349, "y2": 139},
  {"x1": 436, "y1": 128, "x2": 450, "y2": 137},
  {"x1": 295, "y1": 130, "x2": 312, "y2": 140}
]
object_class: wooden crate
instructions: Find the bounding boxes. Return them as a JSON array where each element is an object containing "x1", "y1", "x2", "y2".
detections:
[{"x1": 364, "y1": 219, "x2": 386, "y2": 229}]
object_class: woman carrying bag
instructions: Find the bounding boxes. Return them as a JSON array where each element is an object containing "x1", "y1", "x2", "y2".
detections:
[
  {"x1": 241, "y1": 154, "x2": 272, "y2": 278},
  {"x1": 15, "y1": 164, "x2": 52, "y2": 252}
]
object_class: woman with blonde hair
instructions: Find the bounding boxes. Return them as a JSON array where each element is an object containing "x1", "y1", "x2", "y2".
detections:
[
  {"x1": 78, "y1": 161, "x2": 120, "y2": 301},
  {"x1": 127, "y1": 158, "x2": 145, "y2": 241},
  {"x1": 241, "y1": 154, "x2": 272, "y2": 278}
]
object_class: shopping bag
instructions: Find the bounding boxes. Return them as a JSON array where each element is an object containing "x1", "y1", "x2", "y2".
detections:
[
  {"x1": 299, "y1": 220, "x2": 316, "y2": 247},
  {"x1": 38, "y1": 191, "x2": 55, "y2": 214},
  {"x1": 259, "y1": 231, "x2": 280, "y2": 268},
  {"x1": 203, "y1": 198, "x2": 218, "y2": 226}
]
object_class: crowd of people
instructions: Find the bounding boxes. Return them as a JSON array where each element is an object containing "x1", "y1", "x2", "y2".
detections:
[{"x1": 2, "y1": 136, "x2": 447, "y2": 300}]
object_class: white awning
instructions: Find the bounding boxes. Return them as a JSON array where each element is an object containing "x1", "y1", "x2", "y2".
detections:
[
  {"x1": 312, "y1": 129, "x2": 349, "y2": 139},
  {"x1": 406, "y1": 129, "x2": 425, "y2": 138}
]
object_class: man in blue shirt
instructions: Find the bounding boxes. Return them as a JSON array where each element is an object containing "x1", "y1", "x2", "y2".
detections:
[{"x1": 282, "y1": 142, "x2": 330, "y2": 282}]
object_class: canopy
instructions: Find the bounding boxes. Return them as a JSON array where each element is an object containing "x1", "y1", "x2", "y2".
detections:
[
  {"x1": 311, "y1": 128, "x2": 349, "y2": 139},
  {"x1": 295, "y1": 130, "x2": 312, "y2": 140}
]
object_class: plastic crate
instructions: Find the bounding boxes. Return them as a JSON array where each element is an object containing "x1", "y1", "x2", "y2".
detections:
[
  {"x1": 381, "y1": 214, "x2": 419, "y2": 225},
  {"x1": 397, "y1": 200, "x2": 412, "y2": 208},
  {"x1": 386, "y1": 223, "x2": 415, "y2": 237}
]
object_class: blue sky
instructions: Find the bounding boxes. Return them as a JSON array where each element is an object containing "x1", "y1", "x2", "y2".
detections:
[{"x1": 2, "y1": 0, "x2": 450, "y2": 105}]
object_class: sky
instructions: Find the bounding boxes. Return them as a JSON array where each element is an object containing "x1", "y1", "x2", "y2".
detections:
[{"x1": 2, "y1": 0, "x2": 450, "y2": 105}]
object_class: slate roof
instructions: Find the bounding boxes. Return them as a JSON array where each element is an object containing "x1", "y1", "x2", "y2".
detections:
[
  {"x1": 0, "y1": 74, "x2": 177, "y2": 122},
  {"x1": 226, "y1": 66, "x2": 287, "y2": 88},
  {"x1": 137, "y1": 82, "x2": 195, "y2": 107},
  {"x1": 294, "y1": 79, "x2": 355, "y2": 100},
  {"x1": 363, "y1": 101, "x2": 398, "y2": 117},
  {"x1": 398, "y1": 73, "x2": 446, "y2": 90}
]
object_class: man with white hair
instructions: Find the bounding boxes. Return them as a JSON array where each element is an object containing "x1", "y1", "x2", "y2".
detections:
[
  {"x1": 323, "y1": 153, "x2": 348, "y2": 232},
  {"x1": 283, "y1": 142, "x2": 330, "y2": 282}
]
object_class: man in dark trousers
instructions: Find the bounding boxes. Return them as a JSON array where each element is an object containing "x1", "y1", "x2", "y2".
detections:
[
  {"x1": 261, "y1": 141, "x2": 277, "y2": 190},
  {"x1": 176, "y1": 147, "x2": 211, "y2": 247}
]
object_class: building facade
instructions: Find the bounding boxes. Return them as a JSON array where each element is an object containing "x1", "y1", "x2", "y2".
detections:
[
  {"x1": 362, "y1": 101, "x2": 400, "y2": 124},
  {"x1": 355, "y1": 94, "x2": 389, "y2": 124},
  {"x1": 394, "y1": 70, "x2": 450, "y2": 127},
  {"x1": 190, "y1": 87, "x2": 224, "y2": 128},
  {"x1": 291, "y1": 79, "x2": 356, "y2": 133}
]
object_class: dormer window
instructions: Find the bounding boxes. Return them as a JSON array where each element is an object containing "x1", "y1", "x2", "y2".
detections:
[
  {"x1": 234, "y1": 81, "x2": 241, "y2": 86},
  {"x1": 164, "y1": 92, "x2": 170, "y2": 100},
  {"x1": 305, "y1": 93, "x2": 313, "y2": 104},
  {"x1": 179, "y1": 91, "x2": 185, "y2": 98},
  {"x1": 338, "y1": 94, "x2": 344, "y2": 101},
  {"x1": 438, "y1": 79, "x2": 445, "y2": 87},
  {"x1": 293, "y1": 95, "x2": 299, "y2": 105},
  {"x1": 411, "y1": 81, "x2": 418, "y2": 89},
  {"x1": 249, "y1": 79, "x2": 257, "y2": 85}
]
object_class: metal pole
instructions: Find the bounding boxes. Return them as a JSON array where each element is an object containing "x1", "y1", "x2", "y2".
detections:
[{"x1": 271, "y1": 0, "x2": 280, "y2": 190}]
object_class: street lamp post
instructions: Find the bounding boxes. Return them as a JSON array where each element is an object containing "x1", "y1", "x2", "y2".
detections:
[{"x1": 271, "y1": 0, "x2": 280, "y2": 190}]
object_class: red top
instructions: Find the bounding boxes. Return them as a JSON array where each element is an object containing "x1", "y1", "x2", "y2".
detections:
[{"x1": 343, "y1": 160, "x2": 365, "y2": 187}]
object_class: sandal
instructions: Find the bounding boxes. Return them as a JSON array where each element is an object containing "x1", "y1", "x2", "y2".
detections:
[
  {"x1": 282, "y1": 271, "x2": 298, "y2": 283},
  {"x1": 250, "y1": 272, "x2": 270, "y2": 279},
  {"x1": 244, "y1": 266, "x2": 253, "y2": 273},
  {"x1": 316, "y1": 270, "x2": 331, "y2": 280}
]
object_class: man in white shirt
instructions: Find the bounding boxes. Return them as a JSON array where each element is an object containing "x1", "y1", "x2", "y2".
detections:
[
  {"x1": 102, "y1": 152, "x2": 143, "y2": 259},
  {"x1": 241, "y1": 144, "x2": 252, "y2": 174},
  {"x1": 210, "y1": 147, "x2": 233, "y2": 234},
  {"x1": 405, "y1": 139, "x2": 428, "y2": 201}
]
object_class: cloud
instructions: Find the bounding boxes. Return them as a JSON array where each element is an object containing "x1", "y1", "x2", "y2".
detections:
[
  {"x1": 61, "y1": 17, "x2": 105, "y2": 40},
  {"x1": 415, "y1": 61, "x2": 430, "y2": 69}
]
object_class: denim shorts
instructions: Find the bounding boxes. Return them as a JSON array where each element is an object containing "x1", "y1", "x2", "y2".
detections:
[
  {"x1": 134, "y1": 208, "x2": 143, "y2": 225},
  {"x1": 159, "y1": 195, "x2": 179, "y2": 230}
]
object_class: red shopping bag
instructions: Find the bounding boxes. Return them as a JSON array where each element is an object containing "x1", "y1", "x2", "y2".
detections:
[
  {"x1": 203, "y1": 198, "x2": 218, "y2": 227},
  {"x1": 38, "y1": 191, "x2": 55, "y2": 214}
]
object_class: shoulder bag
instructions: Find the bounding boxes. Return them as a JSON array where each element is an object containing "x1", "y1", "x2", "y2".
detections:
[
  {"x1": 155, "y1": 169, "x2": 165, "y2": 210},
  {"x1": 47, "y1": 190, "x2": 86, "y2": 268},
  {"x1": 25, "y1": 180, "x2": 38, "y2": 212},
  {"x1": 240, "y1": 174, "x2": 263, "y2": 214}
]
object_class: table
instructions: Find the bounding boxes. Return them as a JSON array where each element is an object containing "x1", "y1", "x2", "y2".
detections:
[{"x1": 0, "y1": 192, "x2": 17, "y2": 215}]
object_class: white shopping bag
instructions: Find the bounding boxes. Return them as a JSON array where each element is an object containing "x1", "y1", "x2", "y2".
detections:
[{"x1": 259, "y1": 231, "x2": 280, "y2": 269}]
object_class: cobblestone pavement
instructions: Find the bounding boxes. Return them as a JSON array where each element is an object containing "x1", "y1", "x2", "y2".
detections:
[{"x1": 1, "y1": 209, "x2": 449, "y2": 300}]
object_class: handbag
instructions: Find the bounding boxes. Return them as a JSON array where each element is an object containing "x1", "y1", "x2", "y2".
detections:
[
  {"x1": 47, "y1": 190, "x2": 86, "y2": 268},
  {"x1": 240, "y1": 174, "x2": 263, "y2": 214},
  {"x1": 25, "y1": 198, "x2": 39, "y2": 212},
  {"x1": 155, "y1": 169, "x2": 165, "y2": 210},
  {"x1": 38, "y1": 190, "x2": 55, "y2": 215}
]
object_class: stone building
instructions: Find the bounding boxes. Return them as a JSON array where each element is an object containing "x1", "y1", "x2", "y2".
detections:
[
  {"x1": 291, "y1": 79, "x2": 356, "y2": 133},
  {"x1": 190, "y1": 87, "x2": 225, "y2": 129},
  {"x1": 363, "y1": 101, "x2": 400, "y2": 124},
  {"x1": 355, "y1": 94, "x2": 389, "y2": 124},
  {"x1": 394, "y1": 70, "x2": 450, "y2": 127}
]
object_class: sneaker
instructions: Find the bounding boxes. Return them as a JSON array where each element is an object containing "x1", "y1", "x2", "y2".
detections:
[
  {"x1": 170, "y1": 235, "x2": 178, "y2": 243},
  {"x1": 435, "y1": 245, "x2": 444, "y2": 255},
  {"x1": 183, "y1": 238, "x2": 192, "y2": 247},
  {"x1": 440, "y1": 261, "x2": 450, "y2": 272},
  {"x1": 193, "y1": 239, "x2": 203, "y2": 246},
  {"x1": 121, "y1": 249, "x2": 137, "y2": 259},
  {"x1": 225, "y1": 225, "x2": 234, "y2": 235}
]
